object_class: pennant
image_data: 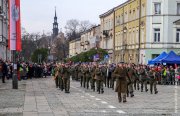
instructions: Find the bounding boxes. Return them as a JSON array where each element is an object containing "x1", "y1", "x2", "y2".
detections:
[{"x1": 8, "y1": 0, "x2": 21, "y2": 51}]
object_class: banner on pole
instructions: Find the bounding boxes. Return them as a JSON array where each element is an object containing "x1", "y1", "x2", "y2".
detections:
[{"x1": 8, "y1": 0, "x2": 21, "y2": 51}]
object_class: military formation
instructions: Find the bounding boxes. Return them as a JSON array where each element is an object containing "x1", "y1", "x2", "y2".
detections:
[{"x1": 52, "y1": 62, "x2": 180, "y2": 103}]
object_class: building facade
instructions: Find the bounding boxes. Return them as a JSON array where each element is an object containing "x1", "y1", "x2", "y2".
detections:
[
  {"x1": 99, "y1": 10, "x2": 115, "y2": 63},
  {"x1": 69, "y1": 25, "x2": 101, "y2": 57},
  {"x1": 0, "y1": 0, "x2": 11, "y2": 61},
  {"x1": 69, "y1": 38, "x2": 81, "y2": 57},
  {"x1": 80, "y1": 25, "x2": 101, "y2": 52},
  {"x1": 113, "y1": 0, "x2": 180, "y2": 64}
]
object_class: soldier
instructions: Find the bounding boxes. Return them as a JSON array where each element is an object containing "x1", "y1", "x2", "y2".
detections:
[
  {"x1": 58, "y1": 63, "x2": 64, "y2": 91},
  {"x1": 62, "y1": 64, "x2": 70, "y2": 93},
  {"x1": 53, "y1": 64, "x2": 59, "y2": 88},
  {"x1": 85, "y1": 64, "x2": 91, "y2": 89},
  {"x1": 101, "y1": 64, "x2": 107, "y2": 87},
  {"x1": 134, "y1": 66, "x2": 140, "y2": 90},
  {"x1": 112, "y1": 62, "x2": 128, "y2": 103},
  {"x1": 70, "y1": 65, "x2": 76, "y2": 80},
  {"x1": 78, "y1": 64, "x2": 83, "y2": 87},
  {"x1": 81, "y1": 64, "x2": 86, "y2": 88},
  {"x1": 91, "y1": 63, "x2": 96, "y2": 91},
  {"x1": 95, "y1": 64, "x2": 104, "y2": 94},
  {"x1": 139, "y1": 65, "x2": 148, "y2": 92},
  {"x1": 74, "y1": 64, "x2": 79, "y2": 81},
  {"x1": 148, "y1": 67, "x2": 158, "y2": 94},
  {"x1": 127, "y1": 64, "x2": 135, "y2": 97}
]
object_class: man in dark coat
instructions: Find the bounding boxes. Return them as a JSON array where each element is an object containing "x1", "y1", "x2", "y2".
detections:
[{"x1": 112, "y1": 62, "x2": 128, "y2": 103}]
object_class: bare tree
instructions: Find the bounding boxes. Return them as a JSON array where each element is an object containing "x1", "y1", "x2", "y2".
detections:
[
  {"x1": 64, "y1": 19, "x2": 95, "y2": 41},
  {"x1": 79, "y1": 20, "x2": 94, "y2": 32}
]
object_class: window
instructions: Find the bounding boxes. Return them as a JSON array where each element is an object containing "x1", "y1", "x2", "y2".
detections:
[
  {"x1": 176, "y1": 29, "x2": 180, "y2": 42},
  {"x1": 154, "y1": 28, "x2": 160, "y2": 42},
  {"x1": 154, "y1": 3, "x2": 161, "y2": 14},
  {"x1": 177, "y1": 3, "x2": 180, "y2": 15}
]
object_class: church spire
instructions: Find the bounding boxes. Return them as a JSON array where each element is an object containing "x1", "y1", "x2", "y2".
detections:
[
  {"x1": 52, "y1": 7, "x2": 59, "y2": 38},
  {"x1": 55, "y1": 6, "x2": 57, "y2": 18}
]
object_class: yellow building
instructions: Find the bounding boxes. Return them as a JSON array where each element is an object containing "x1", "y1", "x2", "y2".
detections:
[{"x1": 114, "y1": 0, "x2": 146, "y2": 64}]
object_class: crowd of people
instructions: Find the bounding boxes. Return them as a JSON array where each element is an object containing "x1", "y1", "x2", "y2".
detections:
[
  {"x1": 52, "y1": 62, "x2": 180, "y2": 103},
  {"x1": 0, "y1": 59, "x2": 54, "y2": 83}
]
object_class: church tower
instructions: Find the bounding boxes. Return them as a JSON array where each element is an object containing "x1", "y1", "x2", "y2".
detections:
[{"x1": 52, "y1": 7, "x2": 59, "y2": 38}]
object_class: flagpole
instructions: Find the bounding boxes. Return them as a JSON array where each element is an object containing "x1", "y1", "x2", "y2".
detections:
[{"x1": 12, "y1": 50, "x2": 18, "y2": 89}]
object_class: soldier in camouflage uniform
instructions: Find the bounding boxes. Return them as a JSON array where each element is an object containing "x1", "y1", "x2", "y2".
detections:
[
  {"x1": 81, "y1": 64, "x2": 86, "y2": 88},
  {"x1": 134, "y1": 66, "x2": 140, "y2": 90},
  {"x1": 58, "y1": 64, "x2": 64, "y2": 91},
  {"x1": 139, "y1": 65, "x2": 148, "y2": 92},
  {"x1": 78, "y1": 64, "x2": 83, "y2": 87},
  {"x1": 127, "y1": 64, "x2": 135, "y2": 97},
  {"x1": 101, "y1": 64, "x2": 107, "y2": 87},
  {"x1": 53, "y1": 65, "x2": 59, "y2": 88},
  {"x1": 91, "y1": 63, "x2": 96, "y2": 91},
  {"x1": 62, "y1": 64, "x2": 71, "y2": 93},
  {"x1": 148, "y1": 67, "x2": 158, "y2": 94},
  {"x1": 95, "y1": 64, "x2": 104, "y2": 94},
  {"x1": 84, "y1": 64, "x2": 91, "y2": 89}
]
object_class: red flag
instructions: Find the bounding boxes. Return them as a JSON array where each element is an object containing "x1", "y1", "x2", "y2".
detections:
[{"x1": 8, "y1": 0, "x2": 21, "y2": 51}]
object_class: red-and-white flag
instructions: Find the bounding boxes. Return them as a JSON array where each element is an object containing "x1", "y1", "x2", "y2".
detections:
[{"x1": 8, "y1": 0, "x2": 21, "y2": 51}]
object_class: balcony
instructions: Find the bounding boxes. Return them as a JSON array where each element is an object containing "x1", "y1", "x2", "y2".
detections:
[
  {"x1": 80, "y1": 42, "x2": 84, "y2": 46},
  {"x1": 103, "y1": 30, "x2": 109, "y2": 37},
  {"x1": 85, "y1": 41, "x2": 90, "y2": 45}
]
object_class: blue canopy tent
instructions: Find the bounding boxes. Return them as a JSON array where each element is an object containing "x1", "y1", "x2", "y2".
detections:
[
  {"x1": 161, "y1": 51, "x2": 180, "y2": 64},
  {"x1": 148, "y1": 52, "x2": 168, "y2": 65}
]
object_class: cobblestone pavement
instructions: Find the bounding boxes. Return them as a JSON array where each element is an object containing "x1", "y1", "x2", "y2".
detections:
[{"x1": 0, "y1": 78, "x2": 180, "y2": 116}]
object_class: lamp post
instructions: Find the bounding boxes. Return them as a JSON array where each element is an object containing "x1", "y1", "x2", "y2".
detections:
[{"x1": 48, "y1": 46, "x2": 51, "y2": 61}]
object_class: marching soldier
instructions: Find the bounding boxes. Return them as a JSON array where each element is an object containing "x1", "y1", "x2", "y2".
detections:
[
  {"x1": 58, "y1": 64, "x2": 64, "y2": 91},
  {"x1": 112, "y1": 62, "x2": 128, "y2": 103},
  {"x1": 78, "y1": 64, "x2": 83, "y2": 87},
  {"x1": 127, "y1": 64, "x2": 135, "y2": 97},
  {"x1": 62, "y1": 64, "x2": 71, "y2": 93},
  {"x1": 139, "y1": 65, "x2": 148, "y2": 92},
  {"x1": 95, "y1": 64, "x2": 104, "y2": 94},
  {"x1": 81, "y1": 64, "x2": 86, "y2": 88},
  {"x1": 101, "y1": 64, "x2": 107, "y2": 87},
  {"x1": 149, "y1": 67, "x2": 158, "y2": 94},
  {"x1": 91, "y1": 63, "x2": 96, "y2": 91},
  {"x1": 134, "y1": 66, "x2": 140, "y2": 90},
  {"x1": 53, "y1": 64, "x2": 59, "y2": 88}
]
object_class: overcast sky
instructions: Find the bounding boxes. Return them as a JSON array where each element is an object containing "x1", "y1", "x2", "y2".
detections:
[{"x1": 21, "y1": 0, "x2": 127, "y2": 34}]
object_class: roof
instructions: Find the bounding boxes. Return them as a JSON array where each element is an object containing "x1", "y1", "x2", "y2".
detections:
[
  {"x1": 69, "y1": 38, "x2": 81, "y2": 43},
  {"x1": 99, "y1": 0, "x2": 131, "y2": 18}
]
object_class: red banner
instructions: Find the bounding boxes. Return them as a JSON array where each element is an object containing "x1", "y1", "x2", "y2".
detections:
[{"x1": 8, "y1": 0, "x2": 21, "y2": 51}]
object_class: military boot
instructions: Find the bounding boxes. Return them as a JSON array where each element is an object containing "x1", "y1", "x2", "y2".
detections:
[
  {"x1": 101, "y1": 89, "x2": 104, "y2": 94},
  {"x1": 130, "y1": 92, "x2": 134, "y2": 97},
  {"x1": 155, "y1": 90, "x2": 158, "y2": 94}
]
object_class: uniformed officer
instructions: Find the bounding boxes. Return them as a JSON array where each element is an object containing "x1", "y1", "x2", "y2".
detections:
[{"x1": 112, "y1": 62, "x2": 128, "y2": 103}]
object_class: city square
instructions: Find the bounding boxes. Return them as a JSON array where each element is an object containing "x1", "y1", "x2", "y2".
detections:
[{"x1": 0, "y1": 0, "x2": 180, "y2": 116}]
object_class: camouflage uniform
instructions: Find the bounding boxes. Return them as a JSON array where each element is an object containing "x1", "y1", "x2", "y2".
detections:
[
  {"x1": 139, "y1": 67, "x2": 148, "y2": 92},
  {"x1": 62, "y1": 65, "x2": 70, "y2": 93},
  {"x1": 148, "y1": 69, "x2": 158, "y2": 94},
  {"x1": 95, "y1": 66, "x2": 104, "y2": 94}
]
